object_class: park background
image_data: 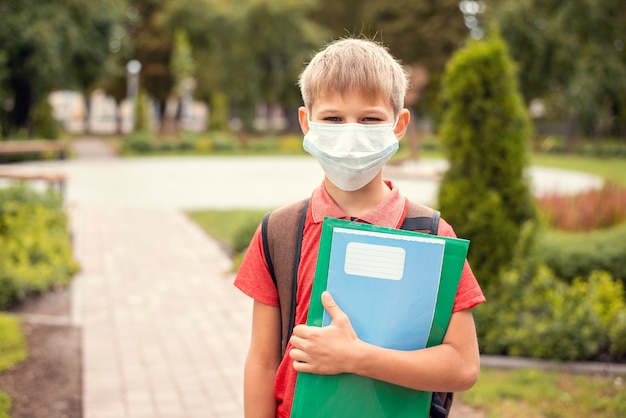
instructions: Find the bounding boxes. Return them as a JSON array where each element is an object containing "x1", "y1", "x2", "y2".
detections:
[{"x1": 1, "y1": 0, "x2": 626, "y2": 417}]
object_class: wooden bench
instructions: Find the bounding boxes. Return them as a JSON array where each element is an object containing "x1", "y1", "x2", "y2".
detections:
[
  {"x1": 0, "y1": 170, "x2": 67, "y2": 202},
  {"x1": 0, "y1": 140, "x2": 70, "y2": 161},
  {"x1": 0, "y1": 140, "x2": 69, "y2": 201}
]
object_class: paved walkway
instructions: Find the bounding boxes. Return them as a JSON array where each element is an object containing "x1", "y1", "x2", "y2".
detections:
[
  {"x1": 71, "y1": 206, "x2": 250, "y2": 418},
  {"x1": 1, "y1": 137, "x2": 607, "y2": 417}
]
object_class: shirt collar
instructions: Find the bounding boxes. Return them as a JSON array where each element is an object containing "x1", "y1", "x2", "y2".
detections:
[{"x1": 310, "y1": 180, "x2": 407, "y2": 228}]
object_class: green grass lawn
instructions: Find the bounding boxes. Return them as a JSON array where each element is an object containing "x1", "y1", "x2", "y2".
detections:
[
  {"x1": 402, "y1": 148, "x2": 626, "y2": 187},
  {"x1": 530, "y1": 153, "x2": 626, "y2": 187},
  {"x1": 458, "y1": 367, "x2": 626, "y2": 418},
  {"x1": 187, "y1": 209, "x2": 268, "y2": 250}
]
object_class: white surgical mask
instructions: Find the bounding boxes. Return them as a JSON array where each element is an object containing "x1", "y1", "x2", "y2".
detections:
[{"x1": 303, "y1": 121, "x2": 399, "y2": 191}]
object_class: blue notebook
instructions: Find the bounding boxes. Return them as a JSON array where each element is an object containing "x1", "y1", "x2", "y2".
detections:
[
  {"x1": 291, "y1": 217, "x2": 470, "y2": 418},
  {"x1": 322, "y1": 226, "x2": 445, "y2": 351}
]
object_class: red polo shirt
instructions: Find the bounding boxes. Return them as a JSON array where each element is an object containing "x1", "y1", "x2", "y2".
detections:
[{"x1": 235, "y1": 181, "x2": 485, "y2": 418}]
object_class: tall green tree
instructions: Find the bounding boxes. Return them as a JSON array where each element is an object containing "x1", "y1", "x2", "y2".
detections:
[
  {"x1": 232, "y1": 0, "x2": 327, "y2": 131},
  {"x1": 130, "y1": 0, "x2": 173, "y2": 108},
  {"x1": 311, "y1": 0, "x2": 469, "y2": 113},
  {"x1": 490, "y1": 0, "x2": 626, "y2": 143},
  {"x1": 0, "y1": 51, "x2": 9, "y2": 138},
  {"x1": 170, "y1": 30, "x2": 195, "y2": 100},
  {"x1": 437, "y1": 33, "x2": 537, "y2": 291},
  {"x1": 0, "y1": 0, "x2": 126, "y2": 137},
  {"x1": 162, "y1": 0, "x2": 234, "y2": 130},
  {"x1": 164, "y1": 0, "x2": 326, "y2": 133},
  {"x1": 163, "y1": 29, "x2": 195, "y2": 134}
]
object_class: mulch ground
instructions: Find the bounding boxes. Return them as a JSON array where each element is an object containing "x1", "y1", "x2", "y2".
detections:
[{"x1": 0, "y1": 286, "x2": 82, "y2": 418}]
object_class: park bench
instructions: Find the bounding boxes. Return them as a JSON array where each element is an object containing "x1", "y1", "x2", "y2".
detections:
[
  {"x1": 0, "y1": 139, "x2": 69, "y2": 161},
  {"x1": 0, "y1": 140, "x2": 69, "y2": 201},
  {"x1": 0, "y1": 169, "x2": 67, "y2": 202}
]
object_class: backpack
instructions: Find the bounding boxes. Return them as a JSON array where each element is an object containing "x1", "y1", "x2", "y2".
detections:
[{"x1": 261, "y1": 198, "x2": 453, "y2": 418}]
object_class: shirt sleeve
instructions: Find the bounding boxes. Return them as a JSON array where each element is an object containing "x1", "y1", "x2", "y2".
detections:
[
  {"x1": 437, "y1": 218, "x2": 486, "y2": 312},
  {"x1": 233, "y1": 224, "x2": 280, "y2": 307}
]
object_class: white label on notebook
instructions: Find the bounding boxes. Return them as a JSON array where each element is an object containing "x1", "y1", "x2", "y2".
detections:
[{"x1": 344, "y1": 242, "x2": 405, "y2": 280}]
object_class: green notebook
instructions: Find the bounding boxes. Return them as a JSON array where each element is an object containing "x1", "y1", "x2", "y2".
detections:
[{"x1": 291, "y1": 217, "x2": 470, "y2": 418}]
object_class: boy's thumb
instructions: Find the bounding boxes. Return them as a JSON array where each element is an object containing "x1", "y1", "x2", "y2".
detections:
[{"x1": 321, "y1": 291, "x2": 343, "y2": 320}]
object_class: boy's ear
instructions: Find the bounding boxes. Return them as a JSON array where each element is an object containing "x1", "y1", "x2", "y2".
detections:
[
  {"x1": 394, "y1": 108, "x2": 411, "y2": 140},
  {"x1": 298, "y1": 107, "x2": 310, "y2": 134}
]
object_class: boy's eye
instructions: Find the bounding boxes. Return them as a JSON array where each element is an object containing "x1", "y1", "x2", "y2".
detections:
[{"x1": 319, "y1": 116, "x2": 384, "y2": 123}]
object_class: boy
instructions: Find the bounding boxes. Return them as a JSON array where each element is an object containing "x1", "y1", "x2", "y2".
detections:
[{"x1": 235, "y1": 37, "x2": 486, "y2": 418}]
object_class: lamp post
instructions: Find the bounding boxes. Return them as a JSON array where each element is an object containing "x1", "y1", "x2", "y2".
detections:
[
  {"x1": 126, "y1": 60, "x2": 142, "y2": 100},
  {"x1": 126, "y1": 60, "x2": 142, "y2": 131}
]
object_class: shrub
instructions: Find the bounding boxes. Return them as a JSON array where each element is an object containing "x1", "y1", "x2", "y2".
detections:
[
  {"x1": 179, "y1": 133, "x2": 196, "y2": 151},
  {"x1": 437, "y1": 33, "x2": 537, "y2": 290},
  {"x1": 247, "y1": 137, "x2": 280, "y2": 152},
  {"x1": 210, "y1": 132, "x2": 239, "y2": 152},
  {"x1": 532, "y1": 136, "x2": 626, "y2": 158},
  {"x1": 0, "y1": 390, "x2": 10, "y2": 418},
  {"x1": 534, "y1": 222, "x2": 626, "y2": 286},
  {"x1": 31, "y1": 97, "x2": 60, "y2": 140},
  {"x1": 158, "y1": 139, "x2": 177, "y2": 152},
  {"x1": 279, "y1": 135, "x2": 304, "y2": 154},
  {"x1": 121, "y1": 131, "x2": 156, "y2": 154},
  {"x1": 579, "y1": 140, "x2": 626, "y2": 158},
  {"x1": 476, "y1": 267, "x2": 626, "y2": 361},
  {"x1": 0, "y1": 185, "x2": 79, "y2": 308},
  {"x1": 536, "y1": 182, "x2": 626, "y2": 230},
  {"x1": 0, "y1": 314, "x2": 27, "y2": 371},
  {"x1": 0, "y1": 313, "x2": 26, "y2": 417},
  {"x1": 133, "y1": 89, "x2": 150, "y2": 132},
  {"x1": 209, "y1": 92, "x2": 229, "y2": 131}
]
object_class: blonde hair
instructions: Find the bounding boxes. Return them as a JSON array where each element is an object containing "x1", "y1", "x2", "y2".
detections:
[{"x1": 298, "y1": 38, "x2": 408, "y2": 116}]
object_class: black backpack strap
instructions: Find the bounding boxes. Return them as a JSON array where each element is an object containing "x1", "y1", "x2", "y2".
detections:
[
  {"x1": 261, "y1": 212, "x2": 277, "y2": 285},
  {"x1": 401, "y1": 200, "x2": 440, "y2": 235},
  {"x1": 261, "y1": 198, "x2": 310, "y2": 355},
  {"x1": 430, "y1": 392, "x2": 454, "y2": 418},
  {"x1": 400, "y1": 212, "x2": 440, "y2": 233}
]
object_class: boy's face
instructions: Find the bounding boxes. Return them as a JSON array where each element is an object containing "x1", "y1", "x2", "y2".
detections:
[{"x1": 298, "y1": 92, "x2": 409, "y2": 138}]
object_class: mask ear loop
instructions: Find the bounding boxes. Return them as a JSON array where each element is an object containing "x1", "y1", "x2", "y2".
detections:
[{"x1": 392, "y1": 116, "x2": 402, "y2": 138}]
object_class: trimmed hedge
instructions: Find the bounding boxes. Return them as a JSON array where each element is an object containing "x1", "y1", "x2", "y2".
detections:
[
  {"x1": 0, "y1": 185, "x2": 78, "y2": 308},
  {"x1": 477, "y1": 223, "x2": 626, "y2": 362},
  {"x1": 534, "y1": 222, "x2": 626, "y2": 286},
  {"x1": 476, "y1": 267, "x2": 626, "y2": 362},
  {"x1": 120, "y1": 130, "x2": 308, "y2": 156}
]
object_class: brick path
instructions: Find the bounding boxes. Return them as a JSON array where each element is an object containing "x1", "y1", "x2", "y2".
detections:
[{"x1": 71, "y1": 206, "x2": 251, "y2": 418}]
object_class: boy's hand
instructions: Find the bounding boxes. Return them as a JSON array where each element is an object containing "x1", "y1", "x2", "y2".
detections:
[{"x1": 289, "y1": 291, "x2": 360, "y2": 375}]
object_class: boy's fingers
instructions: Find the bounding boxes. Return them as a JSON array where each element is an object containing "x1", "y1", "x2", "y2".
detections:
[
  {"x1": 288, "y1": 347, "x2": 306, "y2": 362},
  {"x1": 291, "y1": 324, "x2": 309, "y2": 339}
]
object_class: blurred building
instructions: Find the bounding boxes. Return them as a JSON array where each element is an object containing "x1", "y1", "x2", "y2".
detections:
[{"x1": 48, "y1": 90, "x2": 209, "y2": 135}]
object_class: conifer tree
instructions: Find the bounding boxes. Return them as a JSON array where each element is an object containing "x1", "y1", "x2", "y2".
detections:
[
  {"x1": 437, "y1": 33, "x2": 537, "y2": 291},
  {"x1": 133, "y1": 89, "x2": 150, "y2": 133}
]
